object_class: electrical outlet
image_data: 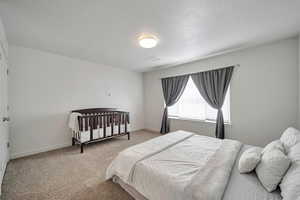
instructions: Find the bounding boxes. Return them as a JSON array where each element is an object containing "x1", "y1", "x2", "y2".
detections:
[{"x1": 106, "y1": 91, "x2": 112, "y2": 97}]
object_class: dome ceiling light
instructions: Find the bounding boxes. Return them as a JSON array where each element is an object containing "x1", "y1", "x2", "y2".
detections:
[{"x1": 138, "y1": 34, "x2": 158, "y2": 48}]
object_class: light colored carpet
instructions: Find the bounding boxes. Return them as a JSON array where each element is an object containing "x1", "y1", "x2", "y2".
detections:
[{"x1": 1, "y1": 130, "x2": 159, "y2": 200}]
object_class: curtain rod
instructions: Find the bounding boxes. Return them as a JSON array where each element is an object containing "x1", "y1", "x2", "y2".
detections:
[{"x1": 159, "y1": 64, "x2": 240, "y2": 80}]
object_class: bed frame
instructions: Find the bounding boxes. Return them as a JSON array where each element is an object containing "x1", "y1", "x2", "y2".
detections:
[{"x1": 71, "y1": 108, "x2": 130, "y2": 153}]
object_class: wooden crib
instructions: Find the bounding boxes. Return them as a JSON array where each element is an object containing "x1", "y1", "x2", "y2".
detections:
[{"x1": 71, "y1": 108, "x2": 130, "y2": 153}]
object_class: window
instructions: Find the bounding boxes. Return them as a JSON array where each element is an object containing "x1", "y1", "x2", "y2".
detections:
[{"x1": 168, "y1": 77, "x2": 230, "y2": 123}]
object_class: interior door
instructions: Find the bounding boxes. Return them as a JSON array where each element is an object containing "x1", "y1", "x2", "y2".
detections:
[{"x1": 0, "y1": 41, "x2": 9, "y2": 193}]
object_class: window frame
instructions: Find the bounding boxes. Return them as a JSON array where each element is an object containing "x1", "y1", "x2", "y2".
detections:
[
  {"x1": 168, "y1": 115, "x2": 231, "y2": 125},
  {"x1": 168, "y1": 78, "x2": 231, "y2": 124}
]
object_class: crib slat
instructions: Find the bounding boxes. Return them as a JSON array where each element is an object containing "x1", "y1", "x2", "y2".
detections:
[
  {"x1": 78, "y1": 116, "x2": 82, "y2": 131},
  {"x1": 111, "y1": 113, "x2": 115, "y2": 136},
  {"x1": 125, "y1": 113, "x2": 127, "y2": 133},
  {"x1": 97, "y1": 115, "x2": 100, "y2": 130},
  {"x1": 88, "y1": 116, "x2": 91, "y2": 140},
  {"x1": 118, "y1": 113, "x2": 121, "y2": 134},
  {"x1": 85, "y1": 116, "x2": 88, "y2": 131},
  {"x1": 103, "y1": 115, "x2": 106, "y2": 138},
  {"x1": 99, "y1": 115, "x2": 102, "y2": 138},
  {"x1": 110, "y1": 114, "x2": 113, "y2": 135},
  {"x1": 127, "y1": 112, "x2": 130, "y2": 124},
  {"x1": 100, "y1": 114, "x2": 103, "y2": 129}
]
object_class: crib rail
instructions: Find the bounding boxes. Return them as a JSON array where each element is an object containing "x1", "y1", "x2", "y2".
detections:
[{"x1": 77, "y1": 112, "x2": 130, "y2": 133}]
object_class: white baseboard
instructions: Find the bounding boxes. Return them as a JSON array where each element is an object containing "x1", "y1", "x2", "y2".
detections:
[
  {"x1": 141, "y1": 128, "x2": 160, "y2": 133},
  {"x1": 10, "y1": 143, "x2": 71, "y2": 159},
  {"x1": 10, "y1": 129, "x2": 145, "y2": 160}
]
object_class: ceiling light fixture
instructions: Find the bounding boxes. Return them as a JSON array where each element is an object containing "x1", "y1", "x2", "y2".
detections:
[{"x1": 138, "y1": 34, "x2": 158, "y2": 48}]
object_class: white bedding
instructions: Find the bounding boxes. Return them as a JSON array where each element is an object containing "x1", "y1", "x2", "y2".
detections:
[
  {"x1": 106, "y1": 130, "x2": 254, "y2": 200},
  {"x1": 106, "y1": 130, "x2": 195, "y2": 182},
  {"x1": 131, "y1": 134, "x2": 222, "y2": 200},
  {"x1": 113, "y1": 145, "x2": 283, "y2": 200}
]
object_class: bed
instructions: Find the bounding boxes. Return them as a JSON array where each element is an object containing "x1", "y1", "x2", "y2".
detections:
[
  {"x1": 106, "y1": 130, "x2": 282, "y2": 200},
  {"x1": 69, "y1": 108, "x2": 130, "y2": 153}
]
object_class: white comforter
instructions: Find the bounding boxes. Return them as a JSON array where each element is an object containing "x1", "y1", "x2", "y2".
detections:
[
  {"x1": 106, "y1": 130, "x2": 242, "y2": 200},
  {"x1": 106, "y1": 131, "x2": 195, "y2": 182}
]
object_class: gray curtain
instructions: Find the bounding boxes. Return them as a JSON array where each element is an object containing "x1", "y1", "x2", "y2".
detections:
[
  {"x1": 160, "y1": 75, "x2": 189, "y2": 134},
  {"x1": 191, "y1": 66, "x2": 234, "y2": 139}
]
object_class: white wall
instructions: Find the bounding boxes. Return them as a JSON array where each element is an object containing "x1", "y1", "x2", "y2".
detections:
[
  {"x1": 0, "y1": 18, "x2": 9, "y2": 195},
  {"x1": 299, "y1": 35, "x2": 300, "y2": 128},
  {"x1": 144, "y1": 37, "x2": 299, "y2": 147},
  {"x1": 9, "y1": 45, "x2": 144, "y2": 158},
  {"x1": 7, "y1": 37, "x2": 300, "y2": 157}
]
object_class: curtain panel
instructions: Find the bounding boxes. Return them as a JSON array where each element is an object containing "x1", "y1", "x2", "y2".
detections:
[
  {"x1": 160, "y1": 75, "x2": 189, "y2": 134},
  {"x1": 191, "y1": 66, "x2": 234, "y2": 139}
]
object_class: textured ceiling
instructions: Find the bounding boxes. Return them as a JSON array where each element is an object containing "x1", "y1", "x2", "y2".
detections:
[{"x1": 0, "y1": 0, "x2": 300, "y2": 72}]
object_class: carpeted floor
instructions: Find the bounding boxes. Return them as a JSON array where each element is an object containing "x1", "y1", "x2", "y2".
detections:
[{"x1": 1, "y1": 130, "x2": 159, "y2": 200}]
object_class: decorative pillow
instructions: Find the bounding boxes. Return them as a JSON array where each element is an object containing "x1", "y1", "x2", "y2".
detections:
[
  {"x1": 280, "y1": 127, "x2": 300, "y2": 153},
  {"x1": 280, "y1": 142, "x2": 300, "y2": 200},
  {"x1": 239, "y1": 147, "x2": 262, "y2": 173},
  {"x1": 255, "y1": 149, "x2": 291, "y2": 192},
  {"x1": 262, "y1": 140, "x2": 285, "y2": 154}
]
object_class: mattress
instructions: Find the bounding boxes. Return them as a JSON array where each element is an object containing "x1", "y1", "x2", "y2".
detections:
[{"x1": 113, "y1": 143, "x2": 282, "y2": 200}]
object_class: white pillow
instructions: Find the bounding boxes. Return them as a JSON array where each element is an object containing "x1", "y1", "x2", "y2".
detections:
[
  {"x1": 280, "y1": 142, "x2": 300, "y2": 200},
  {"x1": 239, "y1": 147, "x2": 262, "y2": 173},
  {"x1": 256, "y1": 149, "x2": 291, "y2": 192},
  {"x1": 280, "y1": 127, "x2": 300, "y2": 153},
  {"x1": 262, "y1": 140, "x2": 285, "y2": 154},
  {"x1": 288, "y1": 142, "x2": 300, "y2": 162}
]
